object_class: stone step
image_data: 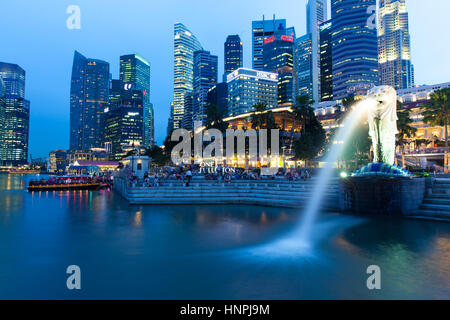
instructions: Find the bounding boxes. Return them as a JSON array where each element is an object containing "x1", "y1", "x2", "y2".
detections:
[
  {"x1": 420, "y1": 203, "x2": 450, "y2": 213},
  {"x1": 431, "y1": 189, "x2": 450, "y2": 195},
  {"x1": 411, "y1": 210, "x2": 450, "y2": 220},
  {"x1": 423, "y1": 198, "x2": 450, "y2": 205},
  {"x1": 128, "y1": 187, "x2": 339, "y2": 193},
  {"x1": 427, "y1": 194, "x2": 450, "y2": 199}
]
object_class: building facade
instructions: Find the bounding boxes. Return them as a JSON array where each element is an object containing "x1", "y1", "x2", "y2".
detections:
[
  {"x1": 104, "y1": 91, "x2": 144, "y2": 161},
  {"x1": 331, "y1": 0, "x2": 378, "y2": 99},
  {"x1": 0, "y1": 62, "x2": 30, "y2": 166},
  {"x1": 170, "y1": 23, "x2": 203, "y2": 133},
  {"x1": 306, "y1": 0, "x2": 328, "y2": 102},
  {"x1": 224, "y1": 35, "x2": 243, "y2": 81},
  {"x1": 119, "y1": 54, "x2": 152, "y2": 146},
  {"x1": 193, "y1": 50, "x2": 218, "y2": 125},
  {"x1": 320, "y1": 20, "x2": 333, "y2": 101},
  {"x1": 226, "y1": 68, "x2": 278, "y2": 117},
  {"x1": 263, "y1": 34, "x2": 295, "y2": 107},
  {"x1": 69, "y1": 51, "x2": 110, "y2": 151},
  {"x1": 378, "y1": 0, "x2": 414, "y2": 90},
  {"x1": 181, "y1": 92, "x2": 194, "y2": 131},
  {"x1": 296, "y1": 34, "x2": 313, "y2": 99},
  {"x1": 252, "y1": 17, "x2": 288, "y2": 70},
  {"x1": 207, "y1": 82, "x2": 228, "y2": 115}
]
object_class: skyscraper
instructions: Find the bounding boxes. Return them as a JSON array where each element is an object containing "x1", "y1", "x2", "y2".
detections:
[
  {"x1": 181, "y1": 92, "x2": 194, "y2": 131},
  {"x1": 263, "y1": 34, "x2": 296, "y2": 107},
  {"x1": 227, "y1": 68, "x2": 278, "y2": 117},
  {"x1": 224, "y1": 35, "x2": 243, "y2": 80},
  {"x1": 320, "y1": 20, "x2": 333, "y2": 101},
  {"x1": 252, "y1": 16, "x2": 288, "y2": 70},
  {"x1": 0, "y1": 62, "x2": 30, "y2": 166},
  {"x1": 306, "y1": 0, "x2": 328, "y2": 102},
  {"x1": 331, "y1": 0, "x2": 378, "y2": 99},
  {"x1": 170, "y1": 23, "x2": 203, "y2": 133},
  {"x1": 193, "y1": 50, "x2": 218, "y2": 125},
  {"x1": 119, "y1": 54, "x2": 152, "y2": 146},
  {"x1": 296, "y1": 34, "x2": 313, "y2": 99},
  {"x1": 104, "y1": 90, "x2": 144, "y2": 160},
  {"x1": 378, "y1": 0, "x2": 414, "y2": 89},
  {"x1": 70, "y1": 51, "x2": 110, "y2": 151}
]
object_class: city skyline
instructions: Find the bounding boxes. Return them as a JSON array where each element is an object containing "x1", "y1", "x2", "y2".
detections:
[{"x1": 0, "y1": 0, "x2": 449, "y2": 158}]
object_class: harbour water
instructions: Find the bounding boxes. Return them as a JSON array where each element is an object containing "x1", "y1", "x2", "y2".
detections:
[{"x1": 0, "y1": 174, "x2": 449, "y2": 299}]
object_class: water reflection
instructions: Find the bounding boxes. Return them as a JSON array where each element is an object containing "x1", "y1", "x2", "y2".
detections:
[{"x1": 0, "y1": 174, "x2": 449, "y2": 299}]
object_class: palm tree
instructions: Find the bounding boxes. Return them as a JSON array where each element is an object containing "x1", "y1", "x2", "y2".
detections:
[
  {"x1": 250, "y1": 102, "x2": 277, "y2": 130},
  {"x1": 421, "y1": 88, "x2": 450, "y2": 171},
  {"x1": 397, "y1": 101, "x2": 417, "y2": 168},
  {"x1": 289, "y1": 95, "x2": 314, "y2": 154}
]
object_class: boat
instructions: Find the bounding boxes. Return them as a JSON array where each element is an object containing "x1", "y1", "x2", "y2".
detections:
[{"x1": 27, "y1": 175, "x2": 105, "y2": 192}]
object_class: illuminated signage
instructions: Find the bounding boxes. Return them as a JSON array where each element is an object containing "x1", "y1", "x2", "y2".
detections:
[
  {"x1": 124, "y1": 83, "x2": 132, "y2": 91},
  {"x1": 264, "y1": 36, "x2": 275, "y2": 44},
  {"x1": 281, "y1": 35, "x2": 294, "y2": 42},
  {"x1": 127, "y1": 112, "x2": 139, "y2": 116}
]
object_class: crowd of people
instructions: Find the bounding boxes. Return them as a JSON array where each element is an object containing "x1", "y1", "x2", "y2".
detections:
[{"x1": 125, "y1": 165, "x2": 313, "y2": 188}]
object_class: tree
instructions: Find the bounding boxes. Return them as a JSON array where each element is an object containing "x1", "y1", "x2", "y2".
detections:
[
  {"x1": 292, "y1": 97, "x2": 326, "y2": 167},
  {"x1": 250, "y1": 102, "x2": 277, "y2": 130},
  {"x1": 146, "y1": 145, "x2": 170, "y2": 167},
  {"x1": 397, "y1": 101, "x2": 417, "y2": 168},
  {"x1": 205, "y1": 103, "x2": 228, "y2": 132},
  {"x1": 421, "y1": 88, "x2": 450, "y2": 171}
]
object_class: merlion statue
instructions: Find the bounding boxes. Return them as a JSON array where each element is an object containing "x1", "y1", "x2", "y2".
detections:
[{"x1": 366, "y1": 85, "x2": 398, "y2": 165}]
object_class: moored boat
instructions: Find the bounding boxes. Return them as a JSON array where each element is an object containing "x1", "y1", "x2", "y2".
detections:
[{"x1": 27, "y1": 175, "x2": 106, "y2": 192}]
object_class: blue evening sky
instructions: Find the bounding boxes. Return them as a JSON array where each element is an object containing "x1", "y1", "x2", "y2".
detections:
[{"x1": 0, "y1": 0, "x2": 449, "y2": 158}]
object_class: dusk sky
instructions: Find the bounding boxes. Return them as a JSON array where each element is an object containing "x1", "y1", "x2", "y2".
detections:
[{"x1": 0, "y1": 0, "x2": 449, "y2": 158}]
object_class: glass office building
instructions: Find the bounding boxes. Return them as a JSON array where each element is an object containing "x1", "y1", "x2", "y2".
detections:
[
  {"x1": 378, "y1": 0, "x2": 414, "y2": 89},
  {"x1": 0, "y1": 62, "x2": 30, "y2": 166},
  {"x1": 320, "y1": 20, "x2": 333, "y2": 101},
  {"x1": 104, "y1": 90, "x2": 144, "y2": 160},
  {"x1": 70, "y1": 51, "x2": 110, "y2": 151},
  {"x1": 224, "y1": 35, "x2": 243, "y2": 80},
  {"x1": 226, "y1": 68, "x2": 278, "y2": 117},
  {"x1": 331, "y1": 0, "x2": 378, "y2": 99},
  {"x1": 296, "y1": 34, "x2": 313, "y2": 99},
  {"x1": 120, "y1": 54, "x2": 152, "y2": 146},
  {"x1": 193, "y1": 50, "x2": 218, "y2": 125},
  {"x1": 170, "y1": 23, "x2": 203, "y2": 132},
  {"x1": 263, "y1": 34, "x2": 295, "y2": 107}
]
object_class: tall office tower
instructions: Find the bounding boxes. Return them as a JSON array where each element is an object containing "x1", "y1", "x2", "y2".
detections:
[
  {"x1": 0, "y1": 62, "x2": 30, "y2": 166},
  {"x1": 263, "y1": 34, "x2": 295, "y2": 107},
  {"x1": 378, "y1": 0, "x2": 414, "y2": 89},
  {"x1": 70, "y1": 51, "x2": 110, "y2": 151},
  {"x1": 169, "y1": 23, "x2": 203, "y2": 133},
  {"x1": 119, "y1": 54, "x2": 152, "y2": 146},
  {"x1": 109, "y1": 79, "x2": 122, "y2": 106},
  {"x1": 331, "y1": 0, "x2": 378, "y2": 99},
  {"x1": 252, "y1": 16, "x2": 288, "y2": 70},
  {"x1": 207, "y1": 82, "x2": 228, "y2": 115},
  {"x1": 306, "y1": 0, "x2": 328, "y2": 102},
  {"x1": 224, "y1": 35, "x2": 243, "y2": 80},
  {"x1": 227, "y1": 68, "x2": 278, "y2": 117},
  {"x1": 104, "y1": 90, "x2": 144, "y2": 160},
  {"x1": 0, "y1": 78, "x2": 5, "y2": 162},
  {"x1": 192, "y1": 50, "x2": 218, "y2": 125},
  {"x1": 296, "y1": 34, "x2": 313, "y2": 99},
  {"x1": 320, "y1": 20, "x2": 333, "y2": 101},
  {"x1": 181, "y1": 92, "x2": 194, "y2": 131}
]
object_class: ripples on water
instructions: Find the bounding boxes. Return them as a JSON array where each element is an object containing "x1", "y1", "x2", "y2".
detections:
[{"x1": 0, "y1": 174, "x2": 449, "y2": 299}]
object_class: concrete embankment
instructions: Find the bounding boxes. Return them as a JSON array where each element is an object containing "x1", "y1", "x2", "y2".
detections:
[{"x1": 114, "y1": 177, "x2": 340, "y2": 210}]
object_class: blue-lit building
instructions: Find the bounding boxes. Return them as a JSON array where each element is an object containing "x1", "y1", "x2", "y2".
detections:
[
  {"x1": 170, "y1": 23, "x2": 203, "y2": 133},
  {"x1": 227, "y1": 68, "x2": 278, "y2": 117},
  {"x1": 296, "y1": 34, "x2": 313, "y2": 99},
  {"x1": 331, "y1": 0, "x2": 379, "y2": 99},
  {"x1": 263, "y1": 34, "x2": 296, "y2": 107},
  {"x1": 104, "y1": 90, "x2": 144, "y2": 160},
  {"x1": 224, "y1": 35, "x2": 243, "y2": 81},
  {"x1": 0, "y1": 62, "x2": 30, "y2": 166},
  {"x1": 119, "y1": 54, "x2": 153, "y2": 146},
  {"x1": 320, "y1": 20, "x2": 333, "y2": 101},
  {"x1": 192, "y1": 50, "x2": 218, "y2": 125},
  {"x1": 207, "y1": 82, "x2": 228, "y2": 116},
  {"x1": 70, "y1": 51, "x2": 110, "y2": 151},
  {"x1": 252, "y1": 16, "x2": 295, "y2": 70}
]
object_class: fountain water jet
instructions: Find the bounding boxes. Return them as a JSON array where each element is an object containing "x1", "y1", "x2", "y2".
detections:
[{"x1": 296, "y1": 98, "x2": 378, "y2": 243}]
